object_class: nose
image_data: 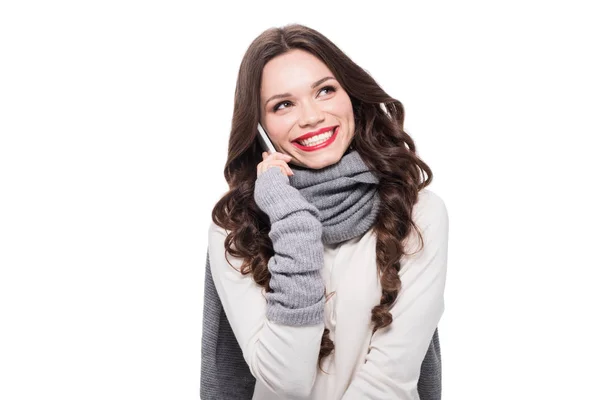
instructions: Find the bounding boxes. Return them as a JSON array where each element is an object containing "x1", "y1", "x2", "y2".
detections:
[{"x1": 298, "y1": 99, "x2": 325, "y2": 128}]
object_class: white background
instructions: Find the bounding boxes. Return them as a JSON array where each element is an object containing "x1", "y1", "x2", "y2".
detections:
[{"x1": 1, "y1": 1, "x2": 599, "y2": 399}]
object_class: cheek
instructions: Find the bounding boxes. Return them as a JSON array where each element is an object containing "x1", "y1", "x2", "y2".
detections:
[
  {"x1": 325, "y1": 95, "x2": 354, "y2": 119},
  {"x1": 266, "y1": 116, "x2": 295, "y2": 141}
]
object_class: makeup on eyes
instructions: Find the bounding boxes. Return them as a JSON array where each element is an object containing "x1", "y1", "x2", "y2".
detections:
[{"x1": 272, "y1": 85, "x2": 337, "y2": 112}]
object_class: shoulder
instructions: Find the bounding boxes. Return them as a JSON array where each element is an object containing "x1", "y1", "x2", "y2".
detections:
[
  {"x1": 207, "y1": 221, "x2": 238, "y2": 259},
  {"x1": 207, "y1": 221, "x2": 245, "y2": 274},
  {"x1": 413, "y1": 188, "x2": 449, "y2": 229},
  {"x1": 208, "y1": 220, "x2": 232, "y2": 241},
  {"x1": 404, "y1": 189, "x2": 449, "y2": 253},
  {"x1": 207, "y1": 221, "x2": 233, "y2": 261}
]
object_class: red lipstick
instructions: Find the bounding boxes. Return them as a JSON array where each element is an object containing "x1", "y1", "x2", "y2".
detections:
[
  {"x1": 292, "y1": 126, "x2": 339, "y2": 152},
  {"x1": 293, "y1": 126, "x2": 337, "y2": 142}
]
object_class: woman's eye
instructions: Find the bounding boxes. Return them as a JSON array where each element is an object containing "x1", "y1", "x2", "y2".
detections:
[
  {"x1": 272, "y1": 86, "x2": 336, "y2": 112},
  {"x1": 319, "y1": 85, "x2": 336, "y2": 96},
  {"x1": 273, "y1": 101, "x2": 291, "y2": 112}
]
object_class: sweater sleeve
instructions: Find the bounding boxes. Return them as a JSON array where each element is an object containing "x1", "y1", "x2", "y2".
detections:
[
  {"x1": 207, "y1": 167, "x2": 326, "y2": 398},
  {"x1": 341, "y1": 190, "x2": 449, "y2": 400},
  {"x1": 253, "y1": 166, "x2": 326, "y2": 325}
]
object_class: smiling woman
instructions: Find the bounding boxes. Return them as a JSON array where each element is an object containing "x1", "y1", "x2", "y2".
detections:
[
  {"x1": 201, "y1": 23, "x2": 448, "y2": 400},
  {"x1": 260, "y1": 52, "x2": 355, "y2": 169}
]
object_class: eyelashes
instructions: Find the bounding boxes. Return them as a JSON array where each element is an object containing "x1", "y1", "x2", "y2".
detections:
[{"x1": 272, "y1": 85, "x2": 337, "y2": 112}]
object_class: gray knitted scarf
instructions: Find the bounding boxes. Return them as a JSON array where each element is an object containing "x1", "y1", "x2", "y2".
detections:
[
  {"x1": 200, "y1": 149, "x2": 441, "y2": 399},
  {"x1": 288, "y1": 149, "x2": 380, "y2": 245}
]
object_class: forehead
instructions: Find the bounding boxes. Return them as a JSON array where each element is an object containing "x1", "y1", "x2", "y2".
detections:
[{"x1": 261, "y1": 50, "x2": 334, "y2": 97}]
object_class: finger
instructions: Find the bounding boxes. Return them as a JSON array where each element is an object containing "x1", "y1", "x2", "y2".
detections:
[
  {"x1": 267, "y1": 151, "x2": 291, "y2": 161},
  {"x1": 279, "y1": 161, "x2": 293, "y2": 175},
  {"x1": 275, "y1": 152, "x2": 293, "y2": 161},
  {"x1": 270, "y1": 160, "x2": 294, "y2": 176}
]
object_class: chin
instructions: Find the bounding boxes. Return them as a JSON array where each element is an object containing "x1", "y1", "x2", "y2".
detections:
[{"x1": 299, "y1": 151, "x2": 345, "y2": 170}]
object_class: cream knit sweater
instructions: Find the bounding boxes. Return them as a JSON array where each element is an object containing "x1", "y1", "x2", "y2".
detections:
[{"x1": 207, "y1": 188, "x2": 448, "y2": 399}]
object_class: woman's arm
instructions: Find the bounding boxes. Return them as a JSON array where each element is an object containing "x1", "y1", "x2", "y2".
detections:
[
  {"x1": 341, "y1": 190, "x2": 449, "y2": 400},
  {"x1": 208, "y1": 166, "x2": 326, "y2": 398}
]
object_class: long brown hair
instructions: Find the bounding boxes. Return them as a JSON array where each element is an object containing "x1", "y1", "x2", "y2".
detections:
[{"x1": 211, "y1": 23, "x2": 432, "y2": 372}]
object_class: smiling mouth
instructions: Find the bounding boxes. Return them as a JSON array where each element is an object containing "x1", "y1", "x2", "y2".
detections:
[
  {"x1": 294, "y1": 127, "x2": 337, "y2": 147},
  {"x1": 292, "y1": 126, "x2": 339, "y2": 151}
]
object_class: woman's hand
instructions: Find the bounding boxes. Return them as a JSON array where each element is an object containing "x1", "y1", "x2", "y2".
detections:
[{"x1": 257, "y1": 151, "x2": 294, "y2": 178}]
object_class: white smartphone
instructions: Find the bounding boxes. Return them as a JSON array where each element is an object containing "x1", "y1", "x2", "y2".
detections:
[{"x1": 257, "y1": 123, "x2": 276, "y2": 154}]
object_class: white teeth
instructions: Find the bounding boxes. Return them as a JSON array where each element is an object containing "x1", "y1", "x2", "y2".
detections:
[{"x1": 298, "y1": 129, "x2": 335, "y2": 147}]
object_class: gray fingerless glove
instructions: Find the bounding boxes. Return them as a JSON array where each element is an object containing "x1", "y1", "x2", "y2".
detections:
[{"x1": 254, "y1": 167, "x2": 325, "y2": 326}]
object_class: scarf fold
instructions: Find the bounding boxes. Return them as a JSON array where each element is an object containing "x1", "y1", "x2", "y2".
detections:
[
  {"x1": 288, "y1": 149, "x2": 381, "y2": 245},
  {"x1": 200, "y1": 149, "x2": 442, "y2": 400}
]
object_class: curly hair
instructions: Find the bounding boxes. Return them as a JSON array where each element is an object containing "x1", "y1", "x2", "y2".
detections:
[{"x1": 211, "y1": 23, "x2": 432, "y2": 373}]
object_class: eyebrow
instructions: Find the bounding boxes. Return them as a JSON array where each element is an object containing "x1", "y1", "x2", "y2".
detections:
[{"x1": 264, "y1": 76, "x2": 336, "y2": 108}]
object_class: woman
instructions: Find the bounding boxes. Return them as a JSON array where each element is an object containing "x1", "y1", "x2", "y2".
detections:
[{"x1": 201, "y1": 23, "x2": 449, "y2": 400}]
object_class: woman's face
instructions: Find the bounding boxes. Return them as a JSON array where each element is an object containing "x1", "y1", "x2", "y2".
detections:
[{"x1": 259, "y1": 49, "x2": 355, "y2": 169}]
